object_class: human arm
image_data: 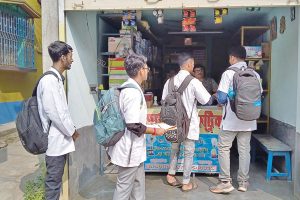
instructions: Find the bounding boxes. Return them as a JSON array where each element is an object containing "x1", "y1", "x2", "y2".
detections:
[
  {"x1": 122, "y1": 88, "x2": 166, "y2": 137},
  {"x1": 39, "y1": 76, "x2": 76, "y2": 137},
  {"x1": 216, "y1": 71, "x2": 231, "y2": 105},
  {"x1": 193, "y1": 79, "x2": 211, "y2": 105}
]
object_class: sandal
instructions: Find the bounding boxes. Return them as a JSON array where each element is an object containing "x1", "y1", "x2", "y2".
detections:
[
  {"x1": 181, "y1": 182, "x2": 198, "y2": 192},
  {"x1": 166, "y1": 174, "x2": 183, "y2": 187}
]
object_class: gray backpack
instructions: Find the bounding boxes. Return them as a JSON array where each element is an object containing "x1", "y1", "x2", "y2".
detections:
[
  {"x1": 16, "y1": 71, "x2": 59, "y2": 155},
  {"x1": 160, "y1": 75, "x2": 194, "y2": 143},
  {"x1": 227, "y1": 67, "x2": 261, "y2": 121}
]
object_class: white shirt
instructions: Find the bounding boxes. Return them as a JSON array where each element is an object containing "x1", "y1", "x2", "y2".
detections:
[
  {"x1": 218, "y1": 61, "x2": 262, "y2": 131},
  {"x1": 108, "y1": 78, "x2": 147, "y2": 167},
  {"x1": 37, "y1": 67, "x2": 76, "y2": 156},
  {"x1": 162, "y1": 70, "x2": 211, "y2": 141}
]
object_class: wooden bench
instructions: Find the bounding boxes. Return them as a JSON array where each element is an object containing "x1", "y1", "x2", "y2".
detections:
[{"x1": 251, "y1": 134, "x2": 292, "y2": 181}]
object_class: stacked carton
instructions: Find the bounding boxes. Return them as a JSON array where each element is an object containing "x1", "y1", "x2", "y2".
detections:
[{"x1": 108, "y1": 58, "x2": 128, "y2": 88}]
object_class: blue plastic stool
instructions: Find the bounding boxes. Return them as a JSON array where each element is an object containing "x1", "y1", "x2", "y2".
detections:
[{"x1": 266, "y1": 151, "x2": 291, "y2": 181}]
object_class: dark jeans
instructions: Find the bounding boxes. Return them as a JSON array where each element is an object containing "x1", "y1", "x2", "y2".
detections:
[{"x1": 45, "y1": 154, "x2": 67, "y2": 200}]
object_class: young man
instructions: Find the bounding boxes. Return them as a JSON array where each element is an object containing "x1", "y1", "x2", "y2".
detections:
[
  {"x1": 162, "y1": 53, "x2": 212, "y2": 192},
  {"x1": 108, "y1": 53, "x2": 166, "y2": 200},
  {"x1": 210, "y1": 46, "x2": 262, "y2": 194},
  {"x1": 37, "y1": 41, "x2": 80, "y2": 200}
]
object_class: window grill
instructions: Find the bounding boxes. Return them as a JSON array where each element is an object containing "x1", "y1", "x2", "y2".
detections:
[{"x1": 0, "y1": 4, "x2": 35, "y2": 70}]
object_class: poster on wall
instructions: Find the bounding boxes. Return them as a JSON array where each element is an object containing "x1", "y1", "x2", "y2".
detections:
[
  {"x1": 270, "y1": 17, "x2": 277, "y2": 41},
  {"x1": 144, "y1": 107, "x2": 222, "y2": 173}
]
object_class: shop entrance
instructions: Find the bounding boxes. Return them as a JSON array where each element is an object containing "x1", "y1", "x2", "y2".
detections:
[{"x1": 97, "y1": 7, "x2": 273, "y2": 174}]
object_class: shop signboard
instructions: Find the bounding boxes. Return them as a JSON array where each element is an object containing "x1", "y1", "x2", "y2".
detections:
[{"x1": 144, "y1": 106, "x2": 222, "y2": 173}]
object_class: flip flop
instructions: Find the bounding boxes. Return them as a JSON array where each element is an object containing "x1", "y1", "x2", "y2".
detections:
[
  {"x1": 181, "y1": 182, "x2": 198, "y2": 192},
  {"x1": 166, "y1": 175, "x2": 183, "y2": 187}
]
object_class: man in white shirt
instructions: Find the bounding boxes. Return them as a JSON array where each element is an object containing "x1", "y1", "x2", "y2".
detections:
[
  {"x1": 162, "y1": 53, "x2": 212, "y2": 192},
  {"x1": 37, "y1": 41, "x2": 79, "y2": 200},
  {"x1": 108, "y1": 53, "x2": 165, "y2": 200},
  {"x1": 210, "y1": 46, "x2": 262, "y2": 194}
]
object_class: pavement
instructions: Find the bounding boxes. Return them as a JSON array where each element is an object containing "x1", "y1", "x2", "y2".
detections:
[
  {"x1": 0, "y1": 122, "x2": 298, "y2": 200},
  {"x1": 0, "y1": 123, "x2": 42, "y2": 200}
]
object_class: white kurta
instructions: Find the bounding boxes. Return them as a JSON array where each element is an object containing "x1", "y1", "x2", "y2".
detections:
[
  {"x1": 108, "y1": 78, "x2": 147, "y2": 167},
  {"x1": 37, "y1": 67, "x2": 75, "y2": 156},
  {"x1": 162, "y1": 70, "x2": 211, "y2": 141}
]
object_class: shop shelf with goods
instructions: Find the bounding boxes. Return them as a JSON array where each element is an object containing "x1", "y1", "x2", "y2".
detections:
[
  {"x1": 232, "y1": 26, "x2": 271, "y2": 133},
  {"x1": 97, "y1": 13, "x2": 163, "y2": 174},
  {"x1": 97, "y1": 13, "x2": 162, "y2": 93}
]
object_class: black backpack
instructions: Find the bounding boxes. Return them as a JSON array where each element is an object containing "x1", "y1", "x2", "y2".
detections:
[
  {"x1": 160, "y1": 75, "x2": 194, "y2": 143},
  {"x1": 16, "y1": 71, "x2": 59, "y2": 155}
]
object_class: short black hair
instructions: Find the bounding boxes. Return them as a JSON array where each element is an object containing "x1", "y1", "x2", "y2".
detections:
[
  {"x1": 193, "y1": 65, "x2": 204, "y2": 71},
  {"x1": 124, "y1": 53, "x2": 147, "y2": 78},
  {"x1": 228, "y1": 45, "x2": 246, "y2": 60},
  {"x1": 193, "y1": 65, "x2": 206, "y2": 76},
  {"x1": 178, "y1": 52, "x2": 193, "y2": 66},
  {"x1": 48, "y1": 41, "x2": 73, "y2": 62}
]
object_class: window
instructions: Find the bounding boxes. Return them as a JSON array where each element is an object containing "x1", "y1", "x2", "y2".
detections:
[{"x1": 0, "y1": 4, "x2": 35, "y2": 70}]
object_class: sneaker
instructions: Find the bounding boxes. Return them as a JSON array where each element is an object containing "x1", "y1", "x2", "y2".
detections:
[
  {"x1": 238, "y1": 181, "x2": 249, "y2": 192},
  {"x1": 209, "y1": 181, "x2": 235, "y2": 194}
]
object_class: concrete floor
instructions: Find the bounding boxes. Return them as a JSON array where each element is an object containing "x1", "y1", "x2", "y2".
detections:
[
  {"x1": 0, "y1": 132, "x2": 41, "y2": 200},
  {"x1": 0, "y1": 131, "x2": 296, "y2": 200},
  {"x1": 75, "y1": 157, "x2": 296, "y2": 200}
]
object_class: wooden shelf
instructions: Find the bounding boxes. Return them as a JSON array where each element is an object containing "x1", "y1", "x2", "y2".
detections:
[
  {"x1": 245, "y1": 58, "x2": 270, "y2": 61},
  {"x1": 100, "y1": 52, "x2": 117, "y2": 56},
  {"x1": 102, "y1": 33, "x2": 131, "y2": 36},
  {"x1": 0, "y1": 66, "x2": 37, "y2": 73},
  {"x1": 165, "y1": 45, "x2": 206, "y2": 48}
]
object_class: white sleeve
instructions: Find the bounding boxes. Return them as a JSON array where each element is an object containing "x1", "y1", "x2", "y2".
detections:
[
  {"x1": 121, "y1": 88, "x2": 143, "y2": 123},
  {"x1": 218, "y1": 71, "x2": 231, "y2": 94},
  {"x1": 192, "y1": 79, "x2": 211, "y2": 105},
  {"x1": 161, "y1": 79, "x2": 169, "y2": 101},
  {"x1": 39, "y1": 77, "x2": 75, "y2": 137}
]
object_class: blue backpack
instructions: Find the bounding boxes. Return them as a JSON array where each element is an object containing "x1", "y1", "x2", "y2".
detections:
[{"x1": 93, "y1": 83, "x2": 143, "y2": 147}]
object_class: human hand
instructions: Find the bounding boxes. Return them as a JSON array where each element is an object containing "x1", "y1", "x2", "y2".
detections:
[
  {"x1": 155, "y1": 128, "x2": 166, "y2": 136},
  {"x1": 72, "y1": 130, "x2": 80, "y2": 141}
]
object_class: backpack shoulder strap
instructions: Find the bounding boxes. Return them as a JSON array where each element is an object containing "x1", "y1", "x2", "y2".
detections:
[
  {"x1": 168, "y1": 77, "x2": 175, "y2": 93},
  {"x1": 119, "y1": 83, "x2": 143, "y2": 107},
  {"x1": 177, "y1": 75, "x2": 194, "y2": 94},
  {"x1": 227, "y1": 67, "x2": 240, "y2": 73},
  {"x1": 32, "y1": 71, "x2": 60, "y2": 97}
]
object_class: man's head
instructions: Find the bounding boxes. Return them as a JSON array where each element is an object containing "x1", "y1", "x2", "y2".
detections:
[
  {"x1": 178, "y1": 53, "x2": 194, "y2": 73},
  {"x1": 125, "y1": 53, "x2": 149, "y2": 81},
  {"x1": 228, "y1": 45, "x2": 246, "y2": 65},
  {"x1": 193, "y1": 65, "x2": 205, "y2": 80},
  {"x1": 48, "y1": 41, "x2": 73, "y2": 70}
]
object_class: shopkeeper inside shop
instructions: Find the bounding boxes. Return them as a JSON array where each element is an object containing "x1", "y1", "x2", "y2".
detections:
[{"x1": 193, "y1": 65, "x2": 218, "y2": 95}]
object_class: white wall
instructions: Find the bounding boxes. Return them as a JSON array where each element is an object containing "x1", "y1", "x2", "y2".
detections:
[
  {"x1": 66, "y1": 11, "x2": 98, "y2": 128},
  {"x1": 297, "y1": 7, "x2": 300, "y2": 133},
  {"x1": 268, "y1": 8, "x2": 299, "y2": 127}
]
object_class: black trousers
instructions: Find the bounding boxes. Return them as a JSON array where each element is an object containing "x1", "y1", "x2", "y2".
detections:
[{"x1": 45, "y1": 154, "x2": 67, "y2": 200}]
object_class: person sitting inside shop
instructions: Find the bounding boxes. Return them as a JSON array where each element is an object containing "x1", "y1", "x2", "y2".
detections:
[{"x1": 193, "y1": 65, "x2": 218, "y2": 95}]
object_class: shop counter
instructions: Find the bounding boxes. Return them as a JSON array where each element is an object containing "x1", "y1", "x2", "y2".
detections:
[{"x1": 145, "y1": 106, "x2": 222, "y2": 174}]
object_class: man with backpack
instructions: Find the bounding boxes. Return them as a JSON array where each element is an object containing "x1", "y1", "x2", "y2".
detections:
[
  {"x1": 108, "y1": 53, "x2": 166, "y2": 200},
  {"x1": 162, "y1": 53, "x2": 212, "y2": 192},
  {"x1": 210, "y1": 46, "x2": 262, "y2": 194},
  {"x1": 37, "y1": 41, "x2": 79, "y2": 200}
]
